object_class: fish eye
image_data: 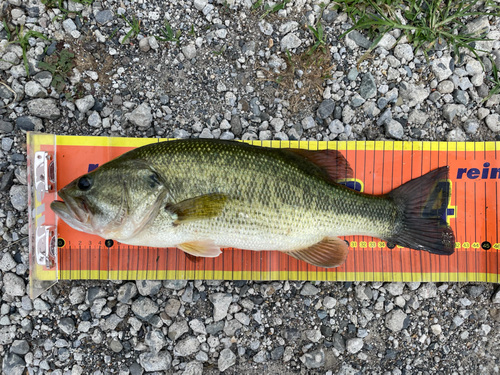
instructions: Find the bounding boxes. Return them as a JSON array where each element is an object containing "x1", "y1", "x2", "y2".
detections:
[{"x1": 77, "y1": 176, "x2": 92, "y2": 191}]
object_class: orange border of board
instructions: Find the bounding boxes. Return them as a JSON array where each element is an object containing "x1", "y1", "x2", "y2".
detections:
[{"x1": 37, "y1": 135, "x2": 500, "y2": 283}]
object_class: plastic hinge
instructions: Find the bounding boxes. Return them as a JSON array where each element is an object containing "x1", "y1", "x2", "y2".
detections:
[
  {"x1": 34, "y1": 151, "x2": 55, "y2": 192},
  {"x1": 35, "y1": 226, "x2": 56, "y2": 267}
]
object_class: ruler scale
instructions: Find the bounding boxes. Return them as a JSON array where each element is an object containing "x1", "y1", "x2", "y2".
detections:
[{"x1": 27, "y1": 133, "x2": 500, "y2": 298}]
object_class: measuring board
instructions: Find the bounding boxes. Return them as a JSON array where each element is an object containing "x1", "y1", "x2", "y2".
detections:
[{"x1": 27, "y1": 132, "x2": 500, "y2": 298}]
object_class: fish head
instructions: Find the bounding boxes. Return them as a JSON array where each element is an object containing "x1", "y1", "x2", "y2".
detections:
[{"x1": 50, "y1": 160, "x2": 167, "y2": 240}]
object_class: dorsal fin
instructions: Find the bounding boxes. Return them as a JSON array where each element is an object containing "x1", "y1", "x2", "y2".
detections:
[{"x1": 287, "y1": 149, "x2": 354, "y2": 181}]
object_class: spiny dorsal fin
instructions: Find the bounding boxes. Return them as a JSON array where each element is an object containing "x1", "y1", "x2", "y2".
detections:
[
  {"x1": 178, "y1": 240, "x2": 222, "y2": 257},
  {"x1": 283, "y1": 237, "x2": 349, "y2": 268},
  {"x1": 166, "y1": 193, "x2": 228, "y2": 225},
  {"x1": 287, "y1": 149, "x2": 354, "y2": 181}
]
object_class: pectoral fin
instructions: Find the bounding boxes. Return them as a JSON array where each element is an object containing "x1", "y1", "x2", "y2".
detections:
[
  {"x1": 178, "y1": 240, "x2": 222, "y2": 257},
  {"x1": 283, "y1": 237, "x2": 349, "y2": 268},
  {"x1": 167, "y1": 193, "x2": 228, "y2": 225}
]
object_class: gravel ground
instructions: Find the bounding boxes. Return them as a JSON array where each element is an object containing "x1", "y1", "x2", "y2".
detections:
[{"x1": 1, "y1": 0, "x2": 500, "y2": 374}]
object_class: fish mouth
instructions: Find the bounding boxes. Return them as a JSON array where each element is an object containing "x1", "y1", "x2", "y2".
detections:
[{"x1": 50, "y1": 190, "x2": 92, "y2": 233}]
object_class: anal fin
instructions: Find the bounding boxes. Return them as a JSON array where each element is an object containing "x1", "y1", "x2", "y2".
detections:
[
  {"x1": 283, "y1": 237, "x2": 349, "y2": 268},
  {"x1": 178, "y1": 240, "x2": 222, "y2": 258}
]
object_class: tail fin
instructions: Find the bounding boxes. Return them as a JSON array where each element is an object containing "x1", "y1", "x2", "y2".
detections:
[{"x1": 385, "y1": 166, "x2": 455, "y2": 255}]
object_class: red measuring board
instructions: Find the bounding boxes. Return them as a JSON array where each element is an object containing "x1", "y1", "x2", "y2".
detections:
[{"x1": 32, "y1": 135, "x2": 500, "y2": 283}]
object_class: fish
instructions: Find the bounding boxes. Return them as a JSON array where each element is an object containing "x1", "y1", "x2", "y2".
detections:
[{"x1": 50, "y1": 139, "x2": 455, "y2": 268}]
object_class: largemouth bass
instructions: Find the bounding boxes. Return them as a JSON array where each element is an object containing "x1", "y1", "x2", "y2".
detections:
[{"x1": 51, "y1": 139, "x2": 455, "y2": 268}]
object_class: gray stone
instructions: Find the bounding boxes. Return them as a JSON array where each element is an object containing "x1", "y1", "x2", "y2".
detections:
[
  {"x1": 62, "y1": 18, "x2": 77, "y2": 32},
  {"x1": 33, "y1": 298, "x2": 50, "y2": 310},
  {"x1": 485, "y1": 114, "x2": 500, "y2": 132},
  {"x1": 189, "y1": 319, "x2": 207, "y2": 335},
  {"x1": 139, "y1": 351, "x2": 172, "y2": 372},
  {"x1": 58, "y1": 317, "x2": 75, "y2": 335},
  {"x1": 301, "y1": 349, "x2": 325, "y2": 369},
  {"x1": 168, "y1": 320, "x2": 189, "y2": 341},
  {"x1": 130, "y1": 362, "x2": 144, "y2": 375},
  {"x1": 224, "y1": 319, "x2": 243, "y2": 336},
  {"x1": 279, "y1": 21, "x2": 299, "y2": 35},
  {"x1": 129, "y1": 103, "x2": 152, "y2": 129},
  {"x1": 0, "y1": 253, "x2": 17, "y2": 271},
  {"x1": 359, "y1": 73, "x2": 377, "y2": 99},
  {"x1": 194, "y1": 0, "x2": 208, "y2": 10},
  {"x1": 163, "y1": 280, "x2": 188, "y2": 290},
  {"x1": 466, "y1": 59, "x2": 483, "y2": 75},
  {"x1": 385, "y1": 120, "x2": 404, "y2": 139},
  {"x1": 453, "y1": 89, "x2": 468, "y2": 105},
  {"x1": 346, "y1": 338, "x2": 364, "y2": 354},
  {"x1": 351, "y1": 94, "x2": 366, "y2": 108},
  {"x1": 10, "y1": 339, "x2": 29, "y2": 355},
  {"x1": 75, "y1": 95, "x2": 95, "y2": 114},
  {"x1": 355, "y1": 285, "x2": 372, "y2": 300},
  {"x1": 301, "y1": 116, "x2": 316, "y2": 130},
  {"x1": 432, "y1": 56, "x2": 453, "y2": 82},
  {"x1": 322, "y1": 9, "x2": 338, "y2": 23},
  {"x1": 117, "y1": 282, "x2": 137, "y2": 303},
  {"x1": 219, "y1": 348, "x2": 237, "y2": 371},
  {"x1": 101, "y1": 314, "x2": 123, "y2": 331},
  {"x1": 34, "y1": 71, "x2": 53, "y2": 88},
  {"x1": 24, "y1": 81, "x2": 47, "y2": 98},
  {"x1": 377, "y1": 33, "x2": 397, "y2": 50},
  {"x1": 145, "y1": 329, "x2": 167, "y2": 354},
  {"x1": 347, "y1": 30, "x2": 371, "y2": 49},
  {"x1": 0, "y1": 52, "x2": 19, "y2": 70},
  {"x1": 87, "y1": 111, "x2": 101, "y2": 127},
  {"x1": 271, "y1": 345, "x2": 285, "y2": 360},
  {"x1": 464, "y1": 16, "x2": 489, "y2": 36},
  {"x1": 419, "y1": 283, "x2": 438, "y2": 299},
  {"x1": 9, "y1": 185, "x2": 27, "y2": 211},
  {"x1": 394, "y1": 44, "x2": 414, "y2": 61},
  {"x1": 347, "y1": 68, "x2": 358, "y2": 81},
  {"x1": 280, "y1": 33, "x2": 302, "y2": 51},
  {"x1": 131, "y1": 297, "x2": 159, "y2": 321},
  {"x1": 408, "y1": 109, "x2": 428, "y2": 125},
  {"x1": 329, "y1": 119, "x2": 344, "y2": 134},
  {"x1": 317, "y1": 99, "x2": 335, "y2": 119},
  {"x1": 3, "y1": 272, "x2": 26, "y2": 296},
  {"x1": 385, "y1": 309, "x2": 407, "y2": 332},
  {"x1": 447, "y1": 128, "x2": 466, "y2": 142},
  {"x1": 27, "y1": 98, "x2": 61, "y2": 119},
  {"x1": 136, "y1": 280, "x2": 162, "y2": 296},
  {"x1": 300, "y1": 282, "x2": 320, "y2": 296},
  {"x1": 165, "y1": 298, "x2": 181, "y2": 318},
  {"x1": 258, "y1": 20, "x2": 273, "y2": 35},
  {"x1": 385, "y1": 282, "x2": 404, "y2": 296},
  {"x1": 464, "y1": 119, "x2": 479, "y2": 134},
  {"x1": 182, "y1": 44, "x2": 197, "y2": 59},
  {"x1": 399, "y1": 82, "x2": 429, "y2": 106},
  {"x1": 437, "y1": 80, "x2": 454, "y2": 94},
  {"x1": 110, "y1": 338, "x2": 123, "y2": 353},
  {"x1": 172, "y1": 129, "x2": 191, "y2": 138},
  {"x1": 16, "y1": 116, "x2": 42, "y2": 132},
  {"x1": 253, "y1": 350, "x2": 268, "y2": 363},
  {"x1": 95, "y1": 10, "x2": 114, "y2": 24},
  {"x1": 183, "y1": 361, "x2": 203, "y2": 375},
  {"x1": 377, "y1": 97, "x2": 388, "y2": 110},
  {"x1": 86, "y1": 287, "x2": 106, "y2": 304},
  {"x1": 174, "y1": 337, "x2": 200, "y2": 356},
  {"x1": 342, "y1": 105, "x2": 355, "y2": 124},
  {"x1": 209, "y1": 293, "x2": 232, "y2": 321},
  {"x1": 0, "y1": 120, "x2": 14, "y2": 133},
  {"x1": 2, "y1": 138, "x2": 13, "y2": 151},
  {"x1": 259, "y1": 130, "x2": 272, "y2": 140},
  {"x1": 200, "y1": 128, "x2": 214, "y2": 138},
  {"x1": 2, "y1": 353, "x2": 25, "y2": 375},
  {"x1": 442, "y1": 104, "x2": 466, "y2": 123}
]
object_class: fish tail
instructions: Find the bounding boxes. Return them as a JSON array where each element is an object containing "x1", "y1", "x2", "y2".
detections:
[{"x1": 384, "y1": 166, "x2": 455, "y2": 255}]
